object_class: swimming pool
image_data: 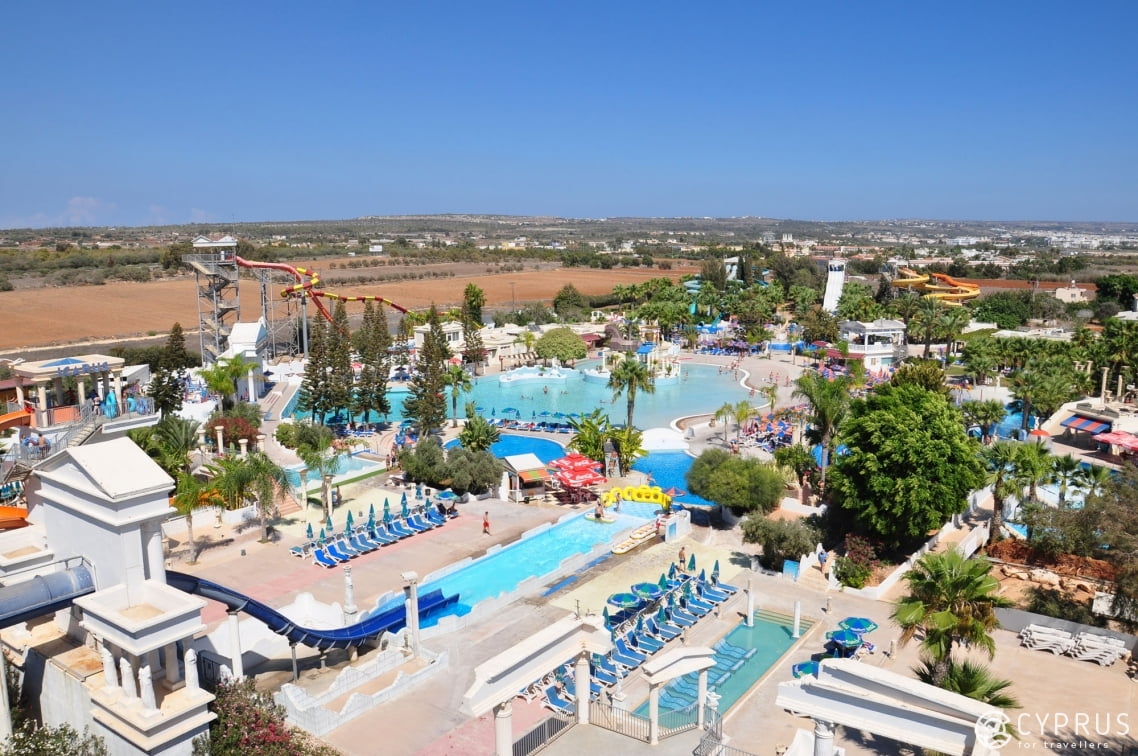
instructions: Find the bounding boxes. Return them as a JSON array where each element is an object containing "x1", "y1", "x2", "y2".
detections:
[
  {"x1": 445, "y1": 434, "x2": 564, "y2": 464},
  {"x1": 286, "y1": 361, "x2": 752, "y2": 430},
  {"x1": 630, "y1": 451, "x2": 715, "y2": 518},
  {"x1": 634, "y1": 612, "x2": 808, "y2": 717},
  {"x1": 284, "y1": 453, "x2": 384, "y2": 489},
  {"x1": 370, "y1": 513, "x2": 639, "y2": 625}
]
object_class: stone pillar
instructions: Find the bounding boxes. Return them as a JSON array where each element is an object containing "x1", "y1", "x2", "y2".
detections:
[
  {"x1": 76, "y1": 378, "x2": 86, "y2": 408},
  {"x1": 247, "y1": 370, "x2": 256, "y2": 403},
  {"x1": 112, "y1": 371, "x2": 123, "y2": 406},
  {"x1": 14, "y1": 382, "x2": 24, "y2": 406},
  {"x1": 228, "y1": 611, "x2": 244, "y2": 680},
  {"x1": 239, "y1": 438, "x2": 248, "y2": 458},
  {"x1": 119, "y1": 657, "x2": 138, "y2": 702},
  {"x1": 163, "y1": 643, "x2": 182, "y2": 686},
  {"x1": 793, "y1": 600, "x2": 802, "y2": 639},
  {"x1": 256, "y1": 434, "x2": 266, "y2": 454},
  {"x1": 101, "y1": 641, "x2": 119, "y2": 692},
  {"x1": 697, "y1": 669, "x2": 708, "y2": 729},
  {"x1": 144, "y1": 522, "x2": 166, "y2": 583},
  {"x1": 197, "y1": 427, "x2": 207, "y2": 450},
  {"x1": 299, "y1": 470, "x2": 309, "y2": 508},
  {"x1": 215, "y1": 425, "x2": 225, "y2": 457},
  {"x1": 574, "y1": 653, "x2": 590, "y2": 725},
  {"x1": 648, "y1": 684, "x2": 660, "y2": 745},
  {"x1": 343, "y1": 566, "x2": 358, "y2": 624},
  {"x1": 813, "y1": 719, "x2": 836, "y2": 756},
  {"x1": 184, "y1": 649, "x2": 200, "y2": 691},
  {"x1": 52, "y1": 376, "x2": 64, "y2": 406},
  {"x1": 139, "y1": 664, "x2": 157, "y2": 713},
  {"x1": 493, "y1": 700, "x2": 513, "y2": 756},
  {"x1": 403, "y1": 572, "x2": 421, "y2": 658},
  {"x1": 746, "y1": 578, "x2": 755, "y2": 627},
  {"x1": 36, "y1": 384, "x2": 48, "y2": 413}
]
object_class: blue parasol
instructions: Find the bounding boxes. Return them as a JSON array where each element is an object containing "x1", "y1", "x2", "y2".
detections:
[
  {"x1": 840, "y1": 617, "x2": 879, "y2": 635},
  {"x1": 502, "y1": 407, "x2": 519, "y2": 414},
  {"x1": 326, "y1": 513, "x2": 333, "y2": 534},
  {"x1": 827, "y1": 629, "x2": 863, "y2": 649},
  {"x1": 553, "y1": 412, "x2": 566, "y2": 418},
  {"x1": 607, "y1": 592, "x2": 641, "y2": 610},
  {"x1": 539, "y1": 410, "x2": 551, "y2": 417},
  {"x1": 346, "y1": 511, "x2": 355, "y2": 531},
  {"x1": 400, "y1": 491, "x2": 408, "y2": 508},
  {"x1": 318, "y1": 527, "x2": 326, "y2": 545},
  {"x1": 475, "y1": 405, "x2": 485, "y2": 412},
  {"x1": 656, "y1": 605, "x2": 668, "y2": 625},
  {"x1": 306, "y1": 522, "x2": 314, "y2": 540},
  {"x1": 699, "y1": 568, "x2": 707, "y2": 582},
  {"x1": 687, "y1": 553, "x2": 696, "y2": 572},
  {"x1": 383, "y1": 498, "x2": 392, "y2": 524},
  {"x1": 712, "y1": 559, "x2": 721, "y2": 577},
  {"x1": 602, "y1": 606, "x2": 612, "y2": 628},
  {"x1": 401, "y1": 499, "x2": 410, "y2": 519},
  {"x1": 635, "y1": 614, "x2": 645, "y2": 634},
  {"x1": 658, "y1": 574, "x2": 670, "y2": 591},
  {"x1": 367, "y1": 508, "x2": 376, "y2": 532},
  {"x1": 632, "y1": 582, "x2": 663, "y2": 601},
  {"x1": 792, "y1": 661, "x2": 819, "y2": 678}
]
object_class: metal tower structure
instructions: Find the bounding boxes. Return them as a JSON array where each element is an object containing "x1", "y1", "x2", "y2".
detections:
[
  {"x1": 255, "y1": 266, "x2": 303, "y2": 359},
  {"x1": 185, "y1": 236, "x2": 241, "y2": 365}
]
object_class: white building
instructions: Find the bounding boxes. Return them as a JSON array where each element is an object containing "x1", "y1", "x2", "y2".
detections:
[{"x1": 837, "y1": 318, "x2": 907, "y2": 370}]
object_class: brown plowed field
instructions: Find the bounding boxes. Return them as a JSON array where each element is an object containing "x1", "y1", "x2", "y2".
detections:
[{"x1": 0, "y1": 261, "x2": 695, "y2": 354}]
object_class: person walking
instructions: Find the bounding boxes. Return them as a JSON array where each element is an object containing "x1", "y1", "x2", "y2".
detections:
[{"x1": 482, "y1": 511, "x2": 491, "y2": 535}]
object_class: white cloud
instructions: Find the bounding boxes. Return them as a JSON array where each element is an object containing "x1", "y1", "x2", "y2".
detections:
[{"x1": 0, "y1": 196, "x2": 116, "y2": 229}]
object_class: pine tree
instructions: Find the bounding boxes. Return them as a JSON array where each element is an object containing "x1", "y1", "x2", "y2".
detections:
[
  {"x1": 326, "y1": 301, "x2": 354, "y2": 419},
  {"x1": 161, "y1": 322, "x2": 196, "y2": 369},
  {"x1": 353, "y1": 301, "x2": 392, "y2": 424},
  {"x1": 296, "y1": 319, "x2": 332, "y2": 424},
  {"x1": 403, "y1": 305, "x2": 450, "y2": 435},
  {"x1": 148, "y1": 367, "x2": 184, "y2": 417}
]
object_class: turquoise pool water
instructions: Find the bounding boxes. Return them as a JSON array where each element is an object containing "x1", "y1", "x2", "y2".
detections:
[
  {"x1": 634, "y1": 613, "x2": 807, "y2": 717},
  {"x1": 286, "y1": 361, "x2": 751, "y2": 429},
  {"x1": 284, "y1": 454, "x2": 383, "y2": 488},
  {"x1": 369, "y1": 513, "x2": 639, "y2": 625},
  {"x1": 445, "y1": 434, "x2": 565, "y2": 463}
]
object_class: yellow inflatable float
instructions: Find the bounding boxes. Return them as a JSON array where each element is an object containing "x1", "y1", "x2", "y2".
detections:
[{"x1": 601, "y1": 485, "x2": 672, "y2": 508}]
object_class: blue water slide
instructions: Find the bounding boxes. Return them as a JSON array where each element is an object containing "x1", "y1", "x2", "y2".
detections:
[
  {"x1": 0, "y1": 565, "x2": 95, "y2": 628},
  {"x1": 166, "y1": 571, "x2": 458, "y2": 651}
]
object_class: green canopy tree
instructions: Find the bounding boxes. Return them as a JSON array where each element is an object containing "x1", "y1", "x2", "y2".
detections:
[
  {"x1": 552, "y1": 283, "x2": 589, "y2": 320},
  {"x1": 686, "y1": 449, "x2": 784, "y2": 515},
  {"x1": 535, "y1": 327, "x2": 587, "y2": 363},
  {"x1": 463, "y1": 283, "x2": 486, "y2": 325},
  {"x1": 742, "y1": 516, "x2": 821, "y2": 570},
  {"x1": 829, "y1": 384, "x2": 983, "y2": 551},
  {"x1": 457, "y1": 410, "x2": 500, "y2": 452}
]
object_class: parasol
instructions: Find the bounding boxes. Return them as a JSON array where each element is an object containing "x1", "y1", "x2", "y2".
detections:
[
  {"x1": 839, "y1": 617, "x2": 879, "y2": 635},
  {"x1": 346, "y1": 511, "x2": 355, "y2": 531},
  {"x1": 792, "y1": 661, "x2": 819, "y2": 678},
  {"x1": 687, "y1": 553, "x2": 696, "y2": 572},
  {"x1": 827, "y1": 629, "x2": 863, "y2": 650},
  {"x1": 632, "y1": 582, "x2": 663, "y2": 601},
  {"x1": 305, "y1": 522, "x2": 314, "y2": 540},
  {"x1": 607, "y1": 592, "x2": 641, "y2": 610},
  {"x1": 662, "y1": 486, "x2": 686, "y2": 499},
  {"x1": 326, "y1": 513, "x2": 334, "y2": 534}
]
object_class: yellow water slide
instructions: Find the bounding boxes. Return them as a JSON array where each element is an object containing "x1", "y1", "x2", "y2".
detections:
[
  {"x1": 891, "y1": 267, "x2": 930, "y2": 289},
  {"x1": 923, "y1": 273, "x2": 980, "y2": 304}
]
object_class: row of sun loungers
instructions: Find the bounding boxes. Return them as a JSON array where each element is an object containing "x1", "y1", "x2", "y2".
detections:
[
  {"x1": 524, "y1": 569, "x2": 740, "y2": 714},
  {"x1": 289, "y1": 508, "x2": 449, "y2": 567},
  {"x1": 1018, "y1": 625, "x2": 1131, "y2": 666},
  {"x1": 488, "y1": 419, "x2": 573, "y2": 433}
]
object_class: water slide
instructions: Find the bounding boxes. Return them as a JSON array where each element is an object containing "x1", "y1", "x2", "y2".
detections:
[
  {"x1": 890, "y1": 267, "x2": 930, "y2": 289},
  {"x1": 890, "y1": 268, "x2": 979, "y2": 305},
  {"x1": 165, "y1": 571, "x2": 458, "y2": 651},
  {"x1": 0, "y1": 565, "x2": 95, "y2": 628},
  {"x1": 0, "y1": 506, "x2": 29, "y2": 530},
  {"x1": 0, "y1": 408, "x2": 33, "y2": 432},
  {"x1": 234, "y1": 257, "x2": 409, "y2": 326}
]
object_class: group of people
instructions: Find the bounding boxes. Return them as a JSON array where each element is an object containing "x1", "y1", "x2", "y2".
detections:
[{"x1": 21, "y1": 433, "x2": 51, "y2": 458}]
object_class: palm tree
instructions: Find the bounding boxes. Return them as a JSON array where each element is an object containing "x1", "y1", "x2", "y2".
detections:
[
  {"x1": 761, "y1": 383, "x2": 778, "y2": 417},
  {"x1": 1077, "y1": 464, "x2": 1112, "y2": 501},
  {"x1": 607, "y1": 357, "x2": 655, "y2": 429},
  {"x1": 444, "y1": 364, "x2": 473, "y2": 428},
  {"x1": 889, "y1": 291, "x2": 922, "y2": 325},
  {"x1": 713, "y1": 402, "x2": 734, "y2": 441},
  {"x1": 294, "y1": 423, "x2": 345, "y2": 521},
  {"x1": 792, "y1": 373, "x2": 851, "y2": 486},
  {"x1": 909, "y1": 297, "x2": 947, "y2": 359},
  {"x1": 983, "y1": 441, "x2": 1021, "y2": 546},
  {"x1": 893, "y1": 549, "x2": 1012, "y2": 686},
  {"x1": 1012, "y1": 440, "x2": 1051, "y2": 506},
  {"x1": 208, "y1": 452, "x2": 289, "y2": 543},
  {"x1": 913, "y1": 658, "x2": 1021, "y2": 709},
  {"x1": 960, "y1": 399, "x2": 1006, "y2": 444},
  {"x1": 170, "y1": 471, "x2": 222, "y2": 564},
  {"x1": 605, "y1": 425, "x2": 645, "y2": 476},
  {"x1": 730, "y1": 400, "x2": 755, "y2": 440},
  {"x1": 1050, "y1": 454, "x2": 1083, "y2": 507},
  {"x1": 939, "y1": 306, "x2": 971, "y2": 360},
  {"x1": 457, "y1": 412, "x2": 500, "y2": 453},
  {"x1": 201, "y1": 354, "x2": 256, "y2": 410},
  {"x1": 567, "y1": 409, "x2": 609, "y2": 462}
]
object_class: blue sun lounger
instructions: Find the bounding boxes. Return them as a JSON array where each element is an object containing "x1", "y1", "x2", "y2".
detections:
[
  {"x1": 630, "y1": 631, "x2": 665, "y2": 654},
  {"x1": 324, "y1": 542, "x2": 354, "y2": 561},
  {"x1": 312, "y1": 549, "x2": 339, "y2": 568},
  {"x1": 613, "y1": 637, "x2": 648, "y2": 664},
  {"x1": 388, "y1": 520, "x2": 416, "y2": 538},
  {"x1": 646, "y1": 616, "x2": 682, "y2": 641},
  {"x1": 543, "y1": 686, "x2": 575, "y2": 715},
  {"x1": 590, "y1": 663, "x2": 620, "y2": 686},
  {"x1": 667, "y1": 606, "x2": 698, "y2": 627},
  {"x1": 408, "y1": 513, "x2": 435, "y2": 531}
]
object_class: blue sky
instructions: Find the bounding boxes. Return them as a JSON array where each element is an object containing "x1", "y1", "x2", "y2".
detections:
[{"x1": 2, "y1": 1, "x2": 1135, "y2": 228}]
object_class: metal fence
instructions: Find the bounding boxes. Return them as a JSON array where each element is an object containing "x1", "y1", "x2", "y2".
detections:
[
  {"x1": 591, "y1": 701, "x2": 650, "y2": 741},
  {"x1": 659, "y1": 700, "x2": 700, "y2": 739},
  {"x1": 512, "y1": 711, "x2": 574, "y2": 756},
  {"x1": 693, "y1": 710, "x2": 762, "y2": 756}
]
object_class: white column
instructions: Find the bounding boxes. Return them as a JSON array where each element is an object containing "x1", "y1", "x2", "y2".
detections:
[
  {"x1": 697, "y1": 669, "x2": 708, "y2": 729},
  {"x1": 793, "y1": 600, "x2": 802, "y2": 639},
  {"x1": 228, "y1": 611, "x2": 244, "y2": 680},
  {"x1": 119, "y1": 657, "x2": 138, "y2": 701},
  {"x1": 574, "y1": 653, "x2": 590, "y2": 725},
  {"x1": 746, "y1": 578, "x2": 755, "y2": 627},
  {"x1": 101, "y1": 641, "x2": 119, "y2": 692},
  {"x1": 256, "y1": 434, "x2": 266, "y2": 454},
  {"x1": 493, "y1": 700, "x2": 513, "y2": 756},
  {"x1": 813, "y1": 719, "x2": 836, "y2": 756},
  {"x1": 164, "y1": 643, "x2": 181, "y2": 686},
  {"x1": 36, "y1": 384, "x2": 48, "y2": 412},
  {"x1": 184, "y1": 649, "x2": 200, "y2": 692},
  {"x1": 247, "y1": 371, "x2": 256, "y2": 402},
  {"x1": 138, "y1": 664, "x2": 157, "y2": 713},
  {"x1": 343, "y1": 566, "x2": 358, "y2": 624},
  {"x1": 648, "y1": 684, "x2": 660, "y2": 745},
  {"x1": 145, "y1": 522, "x2": 166, "y2": 583},
  {"x1": 238, "y1": 438, "x2": 248, "y2": 458},
  {"x1": 215, "y1": 425, "x2": 225, "y2": 456},
  {"x1": 96, "y1": 376, "x2": 106, "y2": 401},
  {"x1": 76, "y1": 378, "x2": 86, "y2": 407},
  {"x1": 403, "y1": 572, "x2": 420, "y2": 658},
  {"x1": 0, "y1": 650, "x2": 12, "y2": 741},
  {"x1": 112, "y1": 371, "x2": 123, "y2": 406},
  {"x1": 14, "y1": 383, "x2": 24, "y2": 406}
]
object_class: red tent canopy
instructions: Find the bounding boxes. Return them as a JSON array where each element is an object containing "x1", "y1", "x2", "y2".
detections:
[
  {"x1": 549, "y1": 451, "x2": 602, "y2": 472},
  {"x1": 555, "y1": 469, "x2": 607, "y2": 489}
]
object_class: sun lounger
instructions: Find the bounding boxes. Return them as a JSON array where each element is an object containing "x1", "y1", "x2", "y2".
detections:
[
  {"x1": 590, "y1": 663, "x2": 619, "y2": 686},
  {"x1": 668, "y1": 605, "x2": 699, "y2": 627},
  {"x1": 426, "y1": 508, "x2": 447, "y2": 526},
  {"x1": 312, "y1": 548, "x2": 340, "y2": 568},
  {"x1": 388, "y1": 520, "x2": 417, "y2": 538},
  {"x1": 543, "y1": 686, "x2": 575, "y2": 716},
  {"x1": 408, "y1": 513, "x2": 435, "y2": 531},
  {"x1": 289, "y1": 544, "x2": 311, "y2": 558},
  {"x1": 612, "y1": 636, "x2": 648, "y2": 664},
  {"x1": 711, "y1": 574, "x2": 739, "y2": 594},
  {"x1": 324, "y1": 542, "x2": 355, "y2": 561},
  {"x1": 683, "y1": 594, "x2": 715, "y2": 615},
  {"x1": 334, "y1": 538, "x2": 364, "y2": 557},
  {"x1": 347, "y1": 533, "x2": 376, "y2": 553},
  {"x1": 630, "y1": 631, "x2": 665, "y2": 654},
  {"x1": 646, "y1": 616, "x2": 682, "y2": 641},
  {"x1": 695, "y1": 579, "x2": 730, "y2": 603}
]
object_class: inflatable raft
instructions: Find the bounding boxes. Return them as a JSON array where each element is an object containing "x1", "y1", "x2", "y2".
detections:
[
  {"x1": 585, "y1": 513, "x2": 616, "y2": 523},
  {"x1": 611, "y1": 523, "x2": 658, "y2": 555}
]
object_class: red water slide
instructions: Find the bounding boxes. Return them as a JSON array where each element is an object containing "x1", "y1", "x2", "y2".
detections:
[{"x1": 235, "y1": 257, "x2": 409, "y2": 324}]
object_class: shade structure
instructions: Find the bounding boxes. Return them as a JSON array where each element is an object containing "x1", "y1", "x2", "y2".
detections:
[
  {"x1": 345, "y1": 511, "x2": 355, "y2": 531},
  {"x1": 712, "y1": 560, "x2": 720, "y2": 577},
  {"x1": 687, "y1": 553, "x2": 696, "y2": 571},
  {"x1": 658, "y1": 574, "x2": 670, "y2": 591},
  {"x1": 318, "y1": 528, "x2": 326, "y2": 545},
  {"x1": 662, "y1": 486, "x2": 687, "y2": 499},
  {"x1": 367, "y1": 510, "x2": 376, "y2": 532},
  {"x1": 607, "y1": 592, "x2": 641, "y2": 610},
  {"x1": 401, "y1": 500, "x2": 410, "y2": 519},
  {"x1": 555, "y1": 469, "x2": 607, "y2": 489},
  {"x1": 792, "y1": 661, "x2": 819, "y2": 679},
  {"x1": 305, "y1": 522, "x2": 314, "y2": 540},
  {"x1": 326, "y1": 514, "x2": 334, "y2": 534},
  {"x1": 549, "y1": 452, "x2": 603, "y2": 472},
  {"x1": 827, "y1": 629, "x2": 863, "y2": 649},
  {"x1": 632, "y1": 582, "x2": 664, "y2": 601},
  {"x1": 839, "y1": 617, "x2": 878, "y2": 634},
  {"x1": 400, "y1": 491, "x2": 408, "y2": 508}
]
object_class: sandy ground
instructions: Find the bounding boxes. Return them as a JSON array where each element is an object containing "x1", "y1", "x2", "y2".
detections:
[{"x1": 0, "y1": 260, "x2": 696, "y2": 354}]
